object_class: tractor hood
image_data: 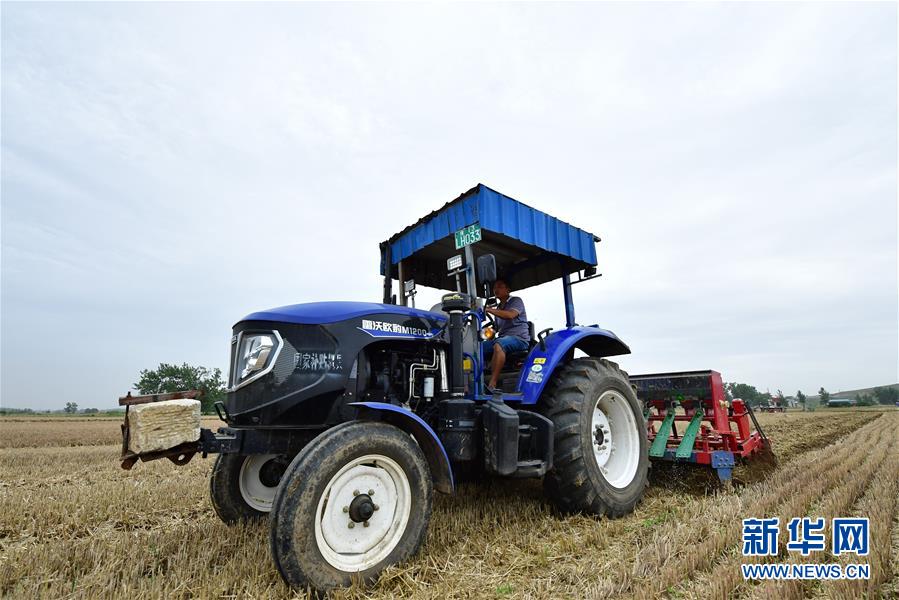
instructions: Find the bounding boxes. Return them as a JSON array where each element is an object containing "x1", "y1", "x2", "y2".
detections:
[
  {"x1": 238, "y1": 301, "x2": 446, "y2": 326},
  {"x1": 227, "y1": 301, "x2": 448, "y2": 428}
]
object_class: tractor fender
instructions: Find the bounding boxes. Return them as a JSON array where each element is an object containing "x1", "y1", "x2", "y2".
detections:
[
  {"x1": 516, "y1": 326, "x2": 631, "y2": 405},
  {"x1": 349, "y1": 401, "x2": 454, "y2": 494}
]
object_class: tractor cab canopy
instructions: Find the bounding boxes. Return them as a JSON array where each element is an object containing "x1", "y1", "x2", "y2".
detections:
[{"x1": 380, "y1": 184, "x2": 600, "y2": 301}]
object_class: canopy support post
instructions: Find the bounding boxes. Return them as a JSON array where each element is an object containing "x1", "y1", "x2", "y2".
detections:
[
  {"x1": 380, "y1": 242, "x2": 394, "y2": 304},
  {"x1": 562, "y1": 273, "x2": 576, "y2": 327},
  {"x1": 464, "y1": 245, "x2": 478, "y2": 307},
  {"x1": 398, "y1": 260, "x2": 406, "y2": 306}
]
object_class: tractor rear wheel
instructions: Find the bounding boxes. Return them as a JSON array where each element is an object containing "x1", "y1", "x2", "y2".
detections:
[
  {"x1": 541, "y1": 357, "x2": 649, "y2": 517},
  {"x1": 210, "y1": 453, "x2": 287, "y2": 523},
  {"x1": 269, "y1": 421, "x2": 433, "y2": 591}
]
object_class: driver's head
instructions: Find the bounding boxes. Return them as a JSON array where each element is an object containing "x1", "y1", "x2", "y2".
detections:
[{"x1": 492, "y1": 278, "x2": 511, "y2": 302}]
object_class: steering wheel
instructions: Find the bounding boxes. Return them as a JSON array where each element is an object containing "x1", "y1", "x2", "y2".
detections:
[{"x1": 480, "y1": 302, "x2": 497, "y2": 338}]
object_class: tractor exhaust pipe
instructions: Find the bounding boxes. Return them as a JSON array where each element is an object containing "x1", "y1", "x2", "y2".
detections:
[{"x1": 441, "y1": 292, "x2": 470, "y2": 397}]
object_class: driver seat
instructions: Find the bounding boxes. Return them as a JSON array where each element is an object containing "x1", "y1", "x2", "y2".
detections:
[
  {"x1": 484, "y1": 321, "x2": 537, "y2": 373},
  {"x1": 499, "y1": 321, "x2": 536, "y2": 372}
]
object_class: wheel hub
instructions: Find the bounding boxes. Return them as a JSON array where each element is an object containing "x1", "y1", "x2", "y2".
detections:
[
  {"x1": 315, "y1": 455, "x2": 412, "y2": 572},
  {"x1": 348, "y1": 494, "x2": 375, "y2": 523},
  {"x1": 591, "y1": 390, "x2": 639, "y2": 489},
  {"x1": 593, "y1": 426, "x2": 606, "y2": 447},
  {"x1": 258, "y1": 459, "x2": 285, "y2": 488},
  {"x1": 238, "y1": 453, "x2": 282, "y2": 512}
]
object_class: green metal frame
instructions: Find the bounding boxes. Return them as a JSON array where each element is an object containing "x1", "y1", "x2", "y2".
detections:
[
  {"x1": 649, "y1": 409, "x2": 676, "y2": 458},
  {"x1": 675, "y1": 409, "x2": 705, "y2": 459}
]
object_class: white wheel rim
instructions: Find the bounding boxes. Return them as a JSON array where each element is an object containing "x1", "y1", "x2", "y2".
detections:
[
  {"x1": 314, "y1": 454, "x2": 411, "y2": 572},
  {"x1": 591, "y1": 390, "x2": 640, "y2": 488},
  {"x1": 238, "y1": 454, "x2": 281, "y2": 512}
]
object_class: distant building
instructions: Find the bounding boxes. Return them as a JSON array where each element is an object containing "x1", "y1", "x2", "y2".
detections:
[{"x1": 827, "y1": 397, "x2": 856, "y2": 407}]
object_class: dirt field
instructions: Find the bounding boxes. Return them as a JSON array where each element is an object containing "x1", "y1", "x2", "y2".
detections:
[{"x1": 1, "y1": 409, "x2": 897, "y2": 599}]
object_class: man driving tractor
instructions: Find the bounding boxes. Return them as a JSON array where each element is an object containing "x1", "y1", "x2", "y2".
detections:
[{"x1": 483, "y1": 277, "x2": 529, "y2": 392}]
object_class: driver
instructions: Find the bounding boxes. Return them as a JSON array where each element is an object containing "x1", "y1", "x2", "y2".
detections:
[{"x1": 483, "y1": 278, "x2": 529, "y2": 392}]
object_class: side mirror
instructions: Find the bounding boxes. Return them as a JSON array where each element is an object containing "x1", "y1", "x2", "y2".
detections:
[{"x1": 476, "y1": 254, "x2": 497, "y2": 286}]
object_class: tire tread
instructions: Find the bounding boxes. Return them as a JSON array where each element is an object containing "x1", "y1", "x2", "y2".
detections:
[{"x1": 540, "y1": 357, "x2": 649, "y2": 518}]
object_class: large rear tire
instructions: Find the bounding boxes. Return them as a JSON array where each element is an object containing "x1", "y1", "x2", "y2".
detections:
[
  {"x1": 210, "y1": 453, "x2": 287, "y2": 523},
  {"x1": 269, "y1": 421, "x2": 433, "y2": 591},
  {"x1": 541, "y1": 357, "x2": 649, "y2": 517}
]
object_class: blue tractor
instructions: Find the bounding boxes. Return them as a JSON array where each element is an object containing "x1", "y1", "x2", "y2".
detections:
[{"x1": 123, "y1": 184, "x2": 649, "y2": 591}]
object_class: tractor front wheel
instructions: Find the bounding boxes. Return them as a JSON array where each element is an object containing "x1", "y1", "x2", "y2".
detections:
[
  {"x1": 269, "y1": 421, "x2": 433, "y2": 591},
  {"x1": 541, "y1": 357, "x2": 649, "y2": 517},
  {"x1": 210, "y1": 453, "x2": 287, "y2": 523}
]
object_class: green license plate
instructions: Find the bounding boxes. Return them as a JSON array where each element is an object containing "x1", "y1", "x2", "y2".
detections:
[{"x1": 454, "y1": 223, "x2": 482, "y2": 249}]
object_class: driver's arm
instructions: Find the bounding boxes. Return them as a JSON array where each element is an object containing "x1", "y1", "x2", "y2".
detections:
[{"x1": 486, "y1": 306, "x2": 520, "y2": 320}]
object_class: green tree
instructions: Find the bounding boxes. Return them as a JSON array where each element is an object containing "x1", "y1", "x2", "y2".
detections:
[
  {"x1": 818, "y1": 387, "x2": 831, "y2": 405},
  {"x1": 796, "y1": 390, "x2": 807, "y2": 411},
  {"x1": 855, "y1": 393, "x2": 875, "y2": 407},
  {"x1": 726, "y1": 382, "x2": 766, "y2": 407},
  {"x1": 872, "y1": 386, "x2": 899, "y2": 406},
  {"x1": 134, "y1": 363, "x2": 225, "y2": 414},
  {"x1": 64, "y1": 402, "x2": 78, "y2": 414}
]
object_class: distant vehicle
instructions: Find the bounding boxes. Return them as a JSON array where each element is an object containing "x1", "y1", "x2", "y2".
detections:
[{"x1": 827, "y1": 398, "x2": 856, "y2": 408}]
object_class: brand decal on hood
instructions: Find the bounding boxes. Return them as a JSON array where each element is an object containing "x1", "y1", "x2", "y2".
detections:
[{"x1": 359, "y1": 319, "x2": 435, "y2": 338}]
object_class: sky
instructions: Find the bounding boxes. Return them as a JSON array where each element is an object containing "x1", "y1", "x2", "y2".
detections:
[{"x1": 2, "y1": 2, "x2": 896, "y2": 410}]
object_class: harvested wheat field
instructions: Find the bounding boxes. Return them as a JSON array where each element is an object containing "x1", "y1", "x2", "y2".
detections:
[{"x1": 1, "y1": 409, "x2": 897, "y2": 599}]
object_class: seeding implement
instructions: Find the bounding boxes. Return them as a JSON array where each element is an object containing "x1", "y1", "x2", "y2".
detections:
[{"x1": 632, "y1": 370, "x2": 774, "y2": 481}]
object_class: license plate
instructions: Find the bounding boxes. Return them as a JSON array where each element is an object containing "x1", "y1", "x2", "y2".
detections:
[{"x1": 454, "y1": 223, "x2": 482, "y2": 249}]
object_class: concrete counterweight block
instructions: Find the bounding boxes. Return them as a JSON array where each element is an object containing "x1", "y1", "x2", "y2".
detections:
[{"x1": 128, "y1": 399, "x2": 201, "y2": 454}]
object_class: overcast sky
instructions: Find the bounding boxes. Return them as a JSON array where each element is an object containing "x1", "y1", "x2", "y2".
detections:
[{"x1": 2, "y1": 2, "x2": 896, "y2": 410}]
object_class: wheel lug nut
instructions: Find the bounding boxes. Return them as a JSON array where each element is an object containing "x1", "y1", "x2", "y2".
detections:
[
  {"x1": 373, "y1": 504, "x2": 379, "y2": 511},
  {"x1": 348, "y1": 522, "x2": 355, "y2": 529},
  {"x1": 363, "y1": 521, "x2": 370, "y2": 527},
  {"x1": 368, "y1": 489, "x2": 375, "y2": 496},
  {"x1": 353, "y1": 490, "x2": 359, "y2": 496},
  {"x1": 342, "y1": 506, "x2": 349, "y2": 513}
]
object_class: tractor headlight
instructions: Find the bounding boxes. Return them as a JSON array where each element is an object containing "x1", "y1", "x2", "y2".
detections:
[
  {"x1": 231, "y1": 331, "x2": 283, "y2": 389},
  {"x1": 240, "y1": 335, "x2": 274, "y2": 378}
]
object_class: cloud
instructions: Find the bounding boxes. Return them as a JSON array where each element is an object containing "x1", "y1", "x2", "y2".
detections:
[{"x1": 2, "y1": 2, "x2": 896, "y2": 409}]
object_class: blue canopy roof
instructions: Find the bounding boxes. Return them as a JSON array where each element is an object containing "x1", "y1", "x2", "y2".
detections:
[{"x1": 381, "y1": 184, "x2": 600, "y2": 291}]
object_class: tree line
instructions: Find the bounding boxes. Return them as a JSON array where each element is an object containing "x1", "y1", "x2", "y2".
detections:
[
  {"x1": 43, "y1": 363, "x2": 899, "y2": 415},
  {"x1": 726, "y1": 382, "x2": 898, "y2": 411}
]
